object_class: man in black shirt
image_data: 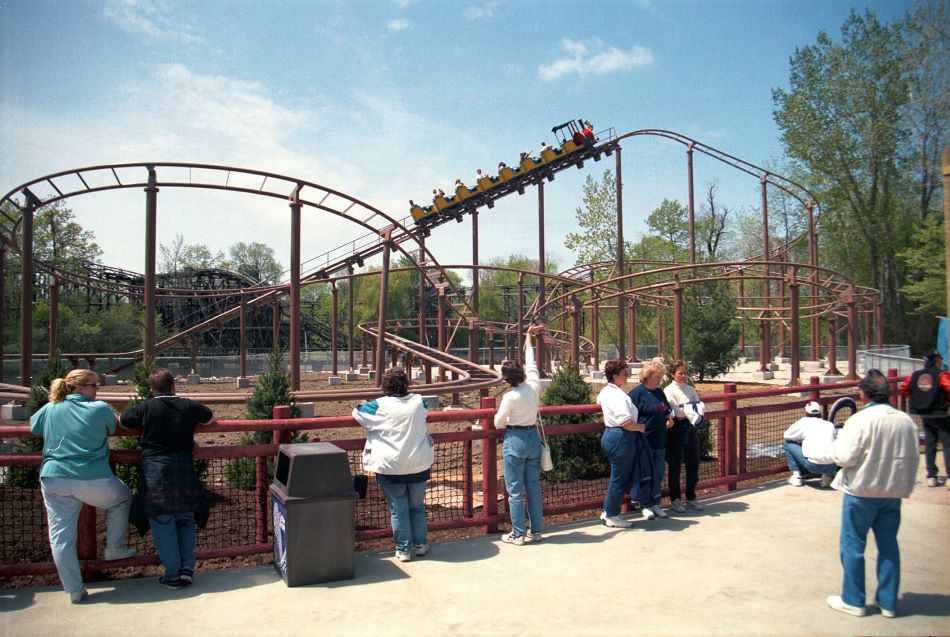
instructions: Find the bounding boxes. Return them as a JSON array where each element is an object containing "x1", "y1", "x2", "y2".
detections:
[{"x1": 121, "y1": 368, "x2": 213, "y2": 589}]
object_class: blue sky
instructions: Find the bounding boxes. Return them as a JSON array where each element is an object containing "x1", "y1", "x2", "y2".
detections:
[{"x1": 0, "y1": 0, "x2": 918, "y2": 279}]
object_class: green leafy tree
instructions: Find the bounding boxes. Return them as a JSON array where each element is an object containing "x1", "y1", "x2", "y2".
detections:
[
  {"x1": 564, "y1": 170, "x2": 635, "y2": 266},
  {"x1": 683, "y1": 281, "x2": 740, "y2": 381},
  {"x1": 898, "y1": 216, "x2": 946, "y2": 317},
  {"x1": 219, "y1": 241, "x2": 283, "y2": 284},
  {"x1": 771, "y1": 8, "x2": 947, "y2": 342},
  {"x1": 226, "y1": 349, "x2": 303, "y2": 489},
  {"x1": 159, "y1": 233, "x2": 217, "y2": 273},
  {"x1": 6, "y1": 352, "x2": 70, "y2": 488},
  {"x1": 539, "y1": 363, "x2": 609, "y2": 483}
]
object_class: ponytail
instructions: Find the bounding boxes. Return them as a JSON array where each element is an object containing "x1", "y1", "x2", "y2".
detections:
[
  {"x1": 49, "y1": 369, "x2": 97, "y2": 403},
  {"x1": 49, "y1": 378, "x2": 69, "y2": 403}
]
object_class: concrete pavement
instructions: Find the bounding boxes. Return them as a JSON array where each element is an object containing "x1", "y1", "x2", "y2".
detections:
[{"x1": 2, "y1": 461, "x2": 948, "y2": 637}]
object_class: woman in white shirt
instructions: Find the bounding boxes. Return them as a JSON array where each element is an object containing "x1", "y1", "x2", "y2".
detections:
[
  {"x1": 663, "y1": 360, "x2": 705, "y2": 512},
  {"x1": 596, "y1": 359, "x2": 644, "y2": 528},
  {"x1": 494, "y1": 324, "x2": 545, "y2": 545}
]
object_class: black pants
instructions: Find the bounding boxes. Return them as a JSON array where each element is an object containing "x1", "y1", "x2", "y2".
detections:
[
  {"x1": 922, "y1": 417, "x2": 950, "y2": 479},
  {"x1": 667, "y1": 421, "x2": 700, "y2": 501}
]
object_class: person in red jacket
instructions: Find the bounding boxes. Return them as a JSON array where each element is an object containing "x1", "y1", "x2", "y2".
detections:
[{"x1": 899, "y1": 350, "x2": 950, "y2": 488}]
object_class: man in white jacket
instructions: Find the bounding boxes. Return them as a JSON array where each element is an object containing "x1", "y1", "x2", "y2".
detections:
[
  {"x1": 826, "y1": 370, "x2": 919, "y2": 619},
  {"x1": 782, "y1": 401, "x2": 838, "y2": 488}
]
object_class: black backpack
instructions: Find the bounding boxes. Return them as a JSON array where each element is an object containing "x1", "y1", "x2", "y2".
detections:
[{"x1": 908, "y1": 367, "x2": 947, "y2": 415}]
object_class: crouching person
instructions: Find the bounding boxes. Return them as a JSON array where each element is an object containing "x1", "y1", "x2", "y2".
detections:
[
  {"x1": 353, "y1": 369, "x2": 433, "y2": 562},
  {"x1": 120, "y1": 369, "x2": 214, "y2": 589},
  {"x1": 782, "y1": 401, "x2": 839, "y2": 488}
]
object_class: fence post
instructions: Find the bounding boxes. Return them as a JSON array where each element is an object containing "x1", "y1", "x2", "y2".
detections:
[
  {"x1": 808, "y1": 375, "x2": 824, "y2": 420},
  {"x1": 887, "y1": 369, "x2": 899, "y2": 408},
  {"x1": 77, "y1": 505, "x2": 97, "y2": 581},
  {"x1": 480, "y1": 396, "x2": 498, "y2": 534},
  {"x1": 272, "y1": 405, "x2": 292, "y2": 447},
  {"x1": 463, "y1": 426, "x2": 473, "y2": 518},
  {"x1": 723, "y1": 382, "x2": 738, "y2": 491}
]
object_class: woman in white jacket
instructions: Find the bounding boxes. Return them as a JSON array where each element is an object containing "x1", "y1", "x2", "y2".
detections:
[
  {"x1": 494, "y1": 323, "x2": 545, "y2": 545},
  {"x1": 353, "y1": 368, "x2": 433, "y2": 562}
]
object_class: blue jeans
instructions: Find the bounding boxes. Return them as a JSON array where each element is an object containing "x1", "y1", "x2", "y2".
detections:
[
  {"x1": 644, "y1": 447, "x2": 666, "y2": 506},
  {"x1": 149, "y1": 512, "x2": 196, "y2": 580},
  {"x1": 40, "y1": 475, "x2": 132, "y2": 595},
  {"x1": 601, "y1": 428, "x2": 635, "y2": 516},
  {"x1": 783, "y1": 441, "x2": 838, "y2": 475},
  {"x1": 503, "y1": 428, "x2": 543, "y2": 537},
  {"x1": 839, "y1": 494, "x2": 902, "y2": 611},
  {"x1": 379, "y1": 480, "x2": 428, "y2": 553}
]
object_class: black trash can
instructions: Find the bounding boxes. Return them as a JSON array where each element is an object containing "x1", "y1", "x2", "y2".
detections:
[{"x1": 270, "y1": 442, "x2": 357, "y2": 586}]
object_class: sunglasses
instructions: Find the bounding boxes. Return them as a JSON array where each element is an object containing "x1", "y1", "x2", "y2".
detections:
[{"x1": 82, "y1": 383, "x2": 98, "y2": 388}]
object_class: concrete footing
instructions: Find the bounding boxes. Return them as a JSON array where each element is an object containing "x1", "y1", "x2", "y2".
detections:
[
  {"x1": 236, "y1": 377, "x2": 250, "y2": 389},
  {"x1": 328, "y1": 376, "x2": 342, "y2": 386},
  {"x1": 186, "y1": 374, "x2": 200, "y2": 385},
  {"x1": 1, "y1": 403, "x2": 28, "y2": 420}
]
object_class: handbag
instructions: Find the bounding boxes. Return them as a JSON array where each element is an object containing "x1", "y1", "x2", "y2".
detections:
[{"x1": 538, "y1": 412, "x2": 554, "y2": 471}]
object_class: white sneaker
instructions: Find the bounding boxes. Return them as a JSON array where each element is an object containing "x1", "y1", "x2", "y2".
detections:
[
  {"x1": 412, "y1": 543, "x2": 430, "y2": 556},
  {"x1": 642, "y1": 506, "x2": 656, "y2": 520},
  {"x1": 788, "y1": 475, "x2": 804, "y2": 487},
  {"x1": 875, "y1": 603, "x2": 896, "y2": 618},
  {"x1": 927, "y1": 477, "x2": 938, "y2": 487},
  {"x1": 69, "y1": 588, "x2": 88, "y2": 604},
  {"x1": 599, "y1": 511, "x2": 632, "y2": 528},
  {"x1": 501, "y1": 532, "x2": 525, "y2": 545},
  {"x1": 820, "y1": 474, "x2": 834, "y2": 488},
  {"x1": 395, "y1": 551, "x2": 411, "y2": 562},
  {"x1": 651, "y1": 505, "x2": 668, "y2": 519},
  {"x1": 104, "y1": 547, "x2": 136, "y2": 560},
  {"x1": 686, "y1": 499, "x2": 705, "y2": 511},
  {"x1": 826, "y1": 595, "x2": 866, "y2": 617},
  {"x1": 525, "y1": 530, "x2": 543, "y2": 543},
  {"x1": 669, "y1": 499, "x2": 687, "y2": 513}
]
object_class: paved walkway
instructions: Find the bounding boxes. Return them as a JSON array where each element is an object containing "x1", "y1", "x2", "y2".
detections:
[{"x1": 2, "y1": 462, "x2": 948, "y2": 637}]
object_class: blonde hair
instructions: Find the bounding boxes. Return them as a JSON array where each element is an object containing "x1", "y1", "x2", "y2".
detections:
[
  {"x1": 49, "y1": 369, "x2": 97, "y2": 403},
  {"x1": 639, "y1": 360, "x2": 666, "y2": 384}
]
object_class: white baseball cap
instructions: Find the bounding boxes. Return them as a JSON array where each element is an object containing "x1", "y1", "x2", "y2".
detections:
[{"x1": 804, "y1": 401, "x2": 821, "y2": 415}]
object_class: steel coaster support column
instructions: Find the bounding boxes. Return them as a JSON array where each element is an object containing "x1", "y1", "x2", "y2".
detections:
[
  {"x1": 615, "y1": 148, "x2": 626, "y2": 360},
  {"x1": 592, "y1": 287, "x2": 600, "y2": 370},
  {"x1": 673, "y1": 276, "x2": 683, "y2": 361},
  {"x1": 144, "y1": 169, "x2": 158, "y2": 364},
  {"x1": 239, "y1": 292, "x2": 247, "y2": 378},
  {"x1": 759, "y1": 174, "x2": 771, "y2": 372},
  {"x1": 537, "y1": 182, "x2": 546, "y2": 374},
  {"x1": 375, "y1": 231, "x2": 392, "y2": 386},
  {"x1": 471, "y1": 211, "x2": 480, "y2": 365},
  {"x1": 0, "y1": 243, "x2": 5, "y2": 382},
  {"x1": 570, "y1": 296, "x2": 581, "y2": 365},
  {"x1": 417, "y1": 239, "x2": 426, "y2": 350},
  {"x1": 806, "y1": 201, "x2": 819, "y2": 360},
  {"x1": 330, "y1": 281, "x2": 339, "y2": 376},
  {"x1": 289, "y1": 190, "x2": 302, "y2": 391},
  {"x1": 778, "y1": 272, "x2": 787, "y2": 359},
  {"x1": 517, "y1": 273, "x2": 524, "y2": 355},
  {"x1": 629, "y1": 301, "x2": 638, "y2": 362},
  {"x1": 272, "y1": 301, "x2": 280, "y2": 347},
  {"x1": 687, "y1": 143, "x2": 696, "y2": 264},
  {"x1": 846, "y1": 286, "x2": 858, "y2": 380},
  {"x1": 49, "y1": 277, "x2": 59, "y2": 358},
  {"x1": 487, "y1": 328, "x2": 495, "y2": 370},
  {"x1": 657, "y1": 308, "x2": 665, "y2": 358},
  {"x1": 348, "y1": 266, "x2": 356, "y2": 371},
  {"x1": 788, "y1": 271, "x2": 801, "y2": 386},
  {"x1": 19, "y1": 191, "x2": 37, "y2": 386},
  {"x1": 738, "y1": 275, "x2": 746, "y2": 357},
  {"x1": 827, "y1": 315, "x2": 841, "y2": 376}
]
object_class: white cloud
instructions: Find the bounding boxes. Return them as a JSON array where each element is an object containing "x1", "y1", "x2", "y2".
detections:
[
  {"x1": 538, "y1": 38, "x2": 653, "y2": 81},
  {"x1": 102, "y1": 0, "x2": 205, "y2": 45},
  {"x1": 463, "y1": 2, "x2": 498, "y2": 21},
  {"x1": 387, "y1": 18, "x2": 410, "y2": 32}
]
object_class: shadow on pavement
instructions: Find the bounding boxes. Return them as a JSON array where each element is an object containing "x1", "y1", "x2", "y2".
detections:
[
  {"x1": 0, "y1": 590, "x2": 35, "y2": 612},
  {"x1": 898, "y1": 592, "x2": 950, "y2": 617}
]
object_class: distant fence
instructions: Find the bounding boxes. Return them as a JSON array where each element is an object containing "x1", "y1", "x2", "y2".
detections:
[{"x1": 1, "y1": 372, "x2": 912, "y2": 579}]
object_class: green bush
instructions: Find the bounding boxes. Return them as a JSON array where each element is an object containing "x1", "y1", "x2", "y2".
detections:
[
  {"x1": 113, "y1": 358, "x2": 154, "y2": 489},
  {"x1": 540, "y1": 363, "x2": 609, "y2": 483},
  {"x1": 6, "y1": 352, "x2": 69, "y2": 488},
  {"x1": 226, "y1": 349, "x2": 304, "y2": 489}
]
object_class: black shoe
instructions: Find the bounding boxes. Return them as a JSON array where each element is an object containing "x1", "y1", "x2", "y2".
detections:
[
  {"x1": 179, "y1": 568, "x2": 194, "y2": 585},
  {"x1": 159, "y1": 577, "x2": 185, "y2": 590}
]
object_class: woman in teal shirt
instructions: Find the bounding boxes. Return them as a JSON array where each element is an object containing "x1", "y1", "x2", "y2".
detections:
[{"x1": 30, "y1": 369, "x2": 135, "y2": 603}]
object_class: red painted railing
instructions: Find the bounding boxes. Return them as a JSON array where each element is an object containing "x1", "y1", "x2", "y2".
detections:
[{"x1": 1, "y1": 373, "x2": 906, "y2": 579}]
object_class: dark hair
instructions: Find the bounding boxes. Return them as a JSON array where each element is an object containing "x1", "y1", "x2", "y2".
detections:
[
  {"x1": 501, "y1": 360, "x2": 526, "y2": 387},
  {"x1": 148, "y1": 368, "x2": 176, "y2": 395},
  {"x1": 859, "y1": 369, "x2": 891, "y2": 404},
  {"x1": 925, "y1": 350, "x2": 942, "y2": 368},
  {"x1": 604, "y1": 359, "x2": 628, "y2": 384},
  {"x1": 669, "y1": 359, "x2": 687, "y2": 377},
  {"x1": 382, "y1": 368, "x2": 409, "y2": 396}
]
